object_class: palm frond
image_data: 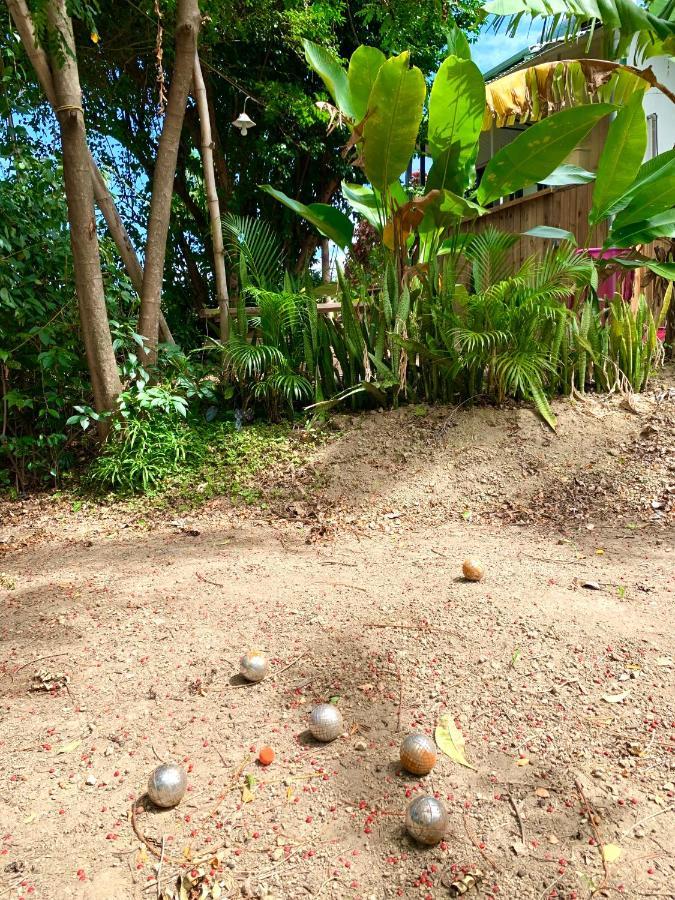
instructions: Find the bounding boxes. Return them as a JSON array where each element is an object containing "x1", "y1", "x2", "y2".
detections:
[
  {"x1": 222, "y1": 214, "x2": 284, "y2": 289},
  {"x1": 465, "y1": 229, "x2": 520, "y2": 293}
]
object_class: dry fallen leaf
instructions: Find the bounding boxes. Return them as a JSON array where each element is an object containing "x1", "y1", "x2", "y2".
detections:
[
  {"x1": 655, "y1": 657, "x2": 673, "y2": 667},
  {"x1": 435, "y1": 715, "x2": 476, "y2": 771},
  {"x1": 602, "y1": 692, "x2": 630, "y2": 704},
  {"x1": 535, "y1": 788, "x2": 550, "y2": 798},
  {"x1": 601, "y1": 843, "x2": 622, "y2": 863},
  {"x1": 56, "y1": 738, "x2": 82, "y2": 754},
  {"x1": 516, "y1": 758, "x2": 530, "y2": 767}
]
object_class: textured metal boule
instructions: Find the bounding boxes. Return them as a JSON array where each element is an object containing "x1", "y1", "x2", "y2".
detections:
[
  {"x1": 309, "y1": 703, "x2": 344, "y2": 742},
  {"x1": 405, "y1": 795, "x2": 448, "y2": 845},
  {"x1": 239, "y1": 650, "x2": 269, "y2": 683},
  {"x1": 147, "y1": 763, "x2": 187, "y2": 808},
  {"x1": 399, "y1": 732, "x2": 437, "y2": 775}
]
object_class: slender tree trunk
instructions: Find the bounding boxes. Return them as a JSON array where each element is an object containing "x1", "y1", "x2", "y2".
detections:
[
  {"x1": 45, "y1": 0, "x2": 122, "y2": 420},
  {"x1": 6, "y1": 0, "x2": 174, "y2": 345},
  {"x1": 193, "y1": 49, "x2": 229, "y2": 341},
  {"x1": 321, "y1": 239, "x2": 330, "y2": 283},
  {"x1": 137, "y1": 0, "x2": 201, "y2": 362}
]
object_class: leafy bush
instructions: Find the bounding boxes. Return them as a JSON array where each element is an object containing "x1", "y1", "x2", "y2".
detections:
[{"x1": 0, "y1": 155, "x2": 135, "y2": 490}]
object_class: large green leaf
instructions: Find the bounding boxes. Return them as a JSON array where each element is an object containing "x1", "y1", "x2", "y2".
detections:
[
  {"x1": 611, "y1": 164, "x2": 675, "y2": 231},
  {"x1": 341, "y1": 181, "x2": 407, "y2": 230},
  {"x1": 427, "y1": 55, "x2": 485, "y2": 194},
  {"x1": 259, "y1": 186, "x2": 354, "y2": 248},
  {"x1": 539, "y1": 164, "x2": 596, "y2": 186},
  {"x1": 590, "y1": 91, "x2": 647, "y2": 226},
  {"x1": 483, "y1": 0, "x2": 675, "y2": 45},
  {"x1": 347, "y1": 46, "x2": 386, "y2": 122},
  {"x1": 302, "y1": 40, "x2": 355, "y2": 120},
  {"x1": 362, "y1": 52, "x2": 426, "y2": 193},
  {"x1": 420, "y1": 189, "x2": 487, "y2": 234},
  {"x1": 609, "y1": 208, "x2": 675, "y2": 247},
  {"x1": 606, "y1": 150, "x2": 675, "y2": 221},
  {"x1": 477, "y1": 104, "x2": 614, "y2": 206},
  {"x1": 446, "y1": 20, "x2": 473, "y2": 60}
]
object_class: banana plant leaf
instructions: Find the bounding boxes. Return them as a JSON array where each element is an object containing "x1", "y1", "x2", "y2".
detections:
[
  {"x1": 483, "y1": 59, "x2": 663, "y2": 130},
  {"x1": 477, "y1": 104, "x2": 615, "y2": 206},
  {"x1": 348, "y1": 46, "x2": 386, "y2": 122},
  {"x1": 259, "y1": 185, "x2": 354, "y2": 248},
  {"x1": 362, "y1": 52, "x2": 426, "y2": 193},
  {"x1": 427, "y1": 55, "x2": 485, "y2": 194},
  {"x1": 608, "y1": 208, "x2": 675, "y2": 247},
  {"x1": 524, "y1": 225, "x2": 577, "y2": 242},
  {"x1": 539, "y1": 164, "x2": 596, "y2": 186},
  {"x1": 590, "y1": 90, "x2": 647, "y2": 226},
  {"x1": 302, "y1": 39, "x2": 356, "y2": 120},
  {"x1": 606, "y1": 151, "x2": 675, "y2": 225},
  {"x1": 482, "y1": 0, "x2": 675, "y2": 49},
  {"x1": 341, "y1": 180, "x2": 408, "y2": 231}
]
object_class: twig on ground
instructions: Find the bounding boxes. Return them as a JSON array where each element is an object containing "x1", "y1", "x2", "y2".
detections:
[
  {"x1": 316, "y1": 580, "x2": 368, "y2": 593},
  {"x1": 151, "y1": 745, "x2": 164, "y2": 763},
  {"x1": 8, "y1": 652, "x2": 69, "y2": 680},
  {"x1": 208, "y1": 755, "x2": 249, "y2": 819},
  {"x1": 364, "y1": 621, "x2": 458, "y2": 635},
  {"x1": 621, "y1": 805, "x2": 674, "y2": 837},
  {"x1": 507, "y1": 792, "x2": 526, "y2": 843},
  {"x1": 396, "y1": 660, "x2": 403, "y2": 732},
  {"x1": 575, "y1": 779, "x2": 608, "y2": 892},
  {"x1": 463, "y1": 811, "x2": 500, "y2": 871},
  {"x1": 130, "y1": 796, "x2": 183, "y2": 865},
  {"x1": 538, "y1": 875, "x2": 564, "y2": 899},
  {"x1": 196, "y1": 572, "x2": 224, "y2": 588},
  {"x1": 156, "y1": 836, "x2": 165, "y2": 900},
  {"x1": 274, "y1": 654, "x2": 307, "y2": 678}
]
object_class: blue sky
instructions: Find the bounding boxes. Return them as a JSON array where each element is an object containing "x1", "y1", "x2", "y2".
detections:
[{"x1": 471, "y1": 19, "x2": 536, "y2": 73}]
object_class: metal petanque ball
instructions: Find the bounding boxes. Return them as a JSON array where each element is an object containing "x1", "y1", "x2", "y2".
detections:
[
  {"x1": 240, "y1": 649, "x2": 269, "y2": 683},
  {"x1": 400, "y1": 733, "x2": 437, "y2": 776},
  {"x1": 309, "y1": 703, "x2": 344, "y2": 742},
  {"x1": 405, "y1": 796, "x2": 448, "y2": 845},
  {"x1": 147, "y1": 763, "x2": 187, "y2": 809}
]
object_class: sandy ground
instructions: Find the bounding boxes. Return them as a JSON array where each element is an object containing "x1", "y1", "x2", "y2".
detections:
[{"x1": 0, "y1": 379, "x2": 673, "y2": 900}]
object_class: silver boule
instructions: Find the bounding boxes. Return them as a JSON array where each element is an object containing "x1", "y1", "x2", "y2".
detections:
[
  {"x1": 309, "y1": 703, "x2": 344, "y2": 742},
  {"x1": 400, "y1": 732, "x2": 437, "y2": 776},
  {"x1": 240, "y1": 650, "x2": 269, "y2": 683},
  {"x1": 405, "y1": 795, "x2": 448, "y2": 845},
  {"x1": 147, "y1": 763, "x2": 187, "y2": 808}
]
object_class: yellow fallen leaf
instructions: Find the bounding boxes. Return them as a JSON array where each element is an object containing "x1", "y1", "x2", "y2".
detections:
[
  {"x1": 435, "y1": 715, "x2": 476, "y2": 771},
  {"x1": 241, "y1": 784, "x2": 254, "y2": 803},
  {"x1": 56, "y1": 738, "x2": 82, "y2": 754},
  {"x1": 516, "y1": 758, "x2": 530, "y2": 767},
  {"x1": 286, "y1": 786, "x2": 294, "y2": 801},
  {"x1": 602, "y1": 692, "x2": 630, "y2": 704},
  {"x1": 656, "y1": 657, "x2": 673, "y2": 667},
  {"x1": 601, "y1": 843, "x2": 622, "y2": 863},
  {"x1": 595, "y1": 548, "x2": 605, "y2": 555},
  {"x1": 23, "y1": 813, "x2": 37, "y2": 824}
]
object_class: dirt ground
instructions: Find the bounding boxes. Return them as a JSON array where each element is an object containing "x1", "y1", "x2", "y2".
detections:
[{"x1": 0, "y1": 376, "x2": 673, "y2": 900}]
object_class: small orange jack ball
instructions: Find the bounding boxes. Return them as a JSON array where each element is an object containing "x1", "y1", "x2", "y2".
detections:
[
  {"x1": 462, "y1": 557, "x2": 484, "y2": 582},
  {"x1": 258, "y1": 746, "x2": 275, "y2": 766}
]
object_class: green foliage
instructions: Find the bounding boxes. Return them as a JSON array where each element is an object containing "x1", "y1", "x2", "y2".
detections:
[
  {"x1": 477, "y1": 105, "x2": 615, "y2": 206},
  {"x1": 0, "y1": 155, "x2": 133, "y2": 490},
  {"x1": 222, "y1": 214, "x2": 285, "y2": 289},
  {"x1": 590, "y1": 91, "x2": 647, "y2": 226},
  {"x1": 258, "y1": 187, "x2": 354, "y2": 249}
]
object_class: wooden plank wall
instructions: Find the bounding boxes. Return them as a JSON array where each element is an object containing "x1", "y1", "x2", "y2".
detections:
[{"x1": 465, "y1": 183, "x2": 609, "y2": 269}]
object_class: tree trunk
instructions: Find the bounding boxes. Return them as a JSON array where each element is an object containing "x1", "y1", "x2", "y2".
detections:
[
  {"x1": 321, "y1": 239, "x2": 330, "y2": 283},
  {"x1": 193, "y1": 49, "x2": 229, "y2": 341},
  {"x1": 6, "y1": 0, "x2": 174, "y2": 346},
  {"x1": 45, "y1": 0, "x2": 122, "y2": 420},
  {"x1": 137, "y1": 0, "x2": 201, "y2": 362}
]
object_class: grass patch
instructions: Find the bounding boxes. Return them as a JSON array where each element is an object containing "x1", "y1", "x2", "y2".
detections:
[{"x1": 84, "y1": 416, "x2": 325, "y2": 508}]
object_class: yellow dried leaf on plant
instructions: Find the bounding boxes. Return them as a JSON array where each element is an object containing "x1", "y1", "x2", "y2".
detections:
[
  {"x1": 435, "y1": 715, "x2": 476, "y2": 771},
  {"x1": 90, "y1": 32, "x2": 100, "y2": 44}
]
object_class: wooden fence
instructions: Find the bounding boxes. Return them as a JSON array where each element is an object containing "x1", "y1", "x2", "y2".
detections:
[{"x1": 465, "y1": 182, "x2": 609, "y2": 269}]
